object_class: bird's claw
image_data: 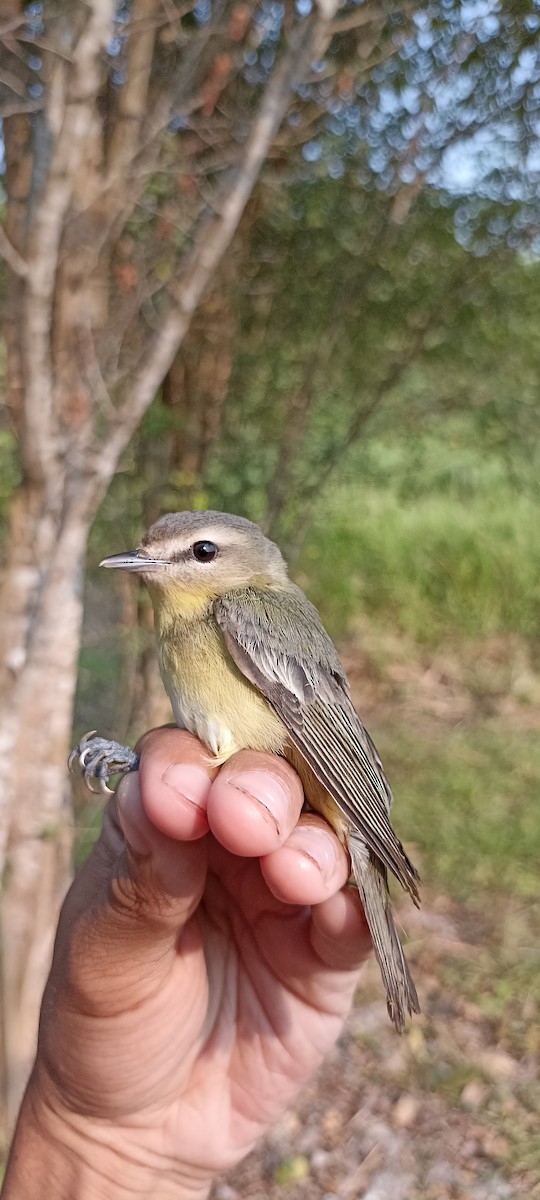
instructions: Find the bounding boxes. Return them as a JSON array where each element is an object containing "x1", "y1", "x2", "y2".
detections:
[
  {"x1": 68, "y1": 731, "x2": 140, "y2": 795},
  {"x1": 67, "y1": 730, "x2": 98, "y2": 774}
]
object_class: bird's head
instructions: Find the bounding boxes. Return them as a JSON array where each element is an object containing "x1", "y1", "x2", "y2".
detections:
[{"x1": 100, "y1": 510, "x2": 289, "y2": 609}]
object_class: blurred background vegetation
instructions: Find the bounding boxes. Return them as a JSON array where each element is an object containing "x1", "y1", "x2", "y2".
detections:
[
  {"x1": 78, "y1": 175, "x2": 540, "y2": 1199},
  {"x1": 1, "y1": 0, "x2": 540, "y2": 1193}
]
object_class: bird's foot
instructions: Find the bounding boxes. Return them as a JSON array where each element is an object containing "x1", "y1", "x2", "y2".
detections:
[{"x1": 68, "y1": 731, "x2": 140, "y2": 795}]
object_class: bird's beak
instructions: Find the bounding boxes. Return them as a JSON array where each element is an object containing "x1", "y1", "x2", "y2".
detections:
[{"x1": 99, "y1": 551, "x2": 169, "y2": 572}]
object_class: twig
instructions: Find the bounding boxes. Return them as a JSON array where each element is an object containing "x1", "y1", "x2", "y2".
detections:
[
  {"x1": 0, "y1": 224, "x2": 28, "y2": 277},
  {"x1": 21, "y1": 0, "x2": 116, "y2": 486},
  {"x1": 90, "y1": 5, "x2": 341, "y2": 493}
]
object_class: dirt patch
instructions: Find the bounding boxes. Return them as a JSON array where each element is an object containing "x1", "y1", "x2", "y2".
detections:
[{"x1": 340, "y1": 623, "x2": 540, "y2": 734}]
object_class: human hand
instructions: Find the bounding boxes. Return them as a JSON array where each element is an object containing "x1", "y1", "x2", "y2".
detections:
[{"x1": 4, "y1": 728, "x2": 370, "y2": 1200}]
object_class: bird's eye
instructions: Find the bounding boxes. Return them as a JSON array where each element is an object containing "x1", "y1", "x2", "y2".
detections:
[{"x1": 192, "y1": 540, "x2": 218, "y2": 563}]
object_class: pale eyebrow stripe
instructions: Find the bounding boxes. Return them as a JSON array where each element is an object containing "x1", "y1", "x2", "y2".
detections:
[{"x1": 154, "y1": 528, "x2": 249, "y2": 558}]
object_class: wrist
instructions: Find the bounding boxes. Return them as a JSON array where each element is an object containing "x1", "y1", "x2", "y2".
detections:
[{"x1": 2, "y1": 1074, "x2": 211, "y2": 1200}]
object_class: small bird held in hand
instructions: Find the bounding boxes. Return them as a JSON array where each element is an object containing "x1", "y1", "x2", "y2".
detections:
[{"x1": 72, "y1": 510, "x2": 420, "y2": 1030}]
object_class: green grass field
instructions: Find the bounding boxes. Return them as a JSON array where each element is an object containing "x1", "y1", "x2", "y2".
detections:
[
  {"x1": 376, "y1": 722, "x2": 540, "y2": 901},
  {"x1": 303, "y1": 484, "x2": 540, "y2": 646},
  {"x1": 301, "y1": 429, "x2": 540, "y2": 647}
]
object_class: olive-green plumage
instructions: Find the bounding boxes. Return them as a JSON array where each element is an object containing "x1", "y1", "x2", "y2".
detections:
[{"x1": 101, "y1": 509, "x2": 420, "y2": 1030}]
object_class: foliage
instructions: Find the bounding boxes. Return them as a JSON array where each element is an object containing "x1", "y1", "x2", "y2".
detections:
[
  {"x1": 0, "y1": 431, "x2": 20, "y2": 527},
  {"x1": 375, "y1": 719, "x2": 540, "y2": 901},
  {"x1": 301, "y1": 429, "x2": 540, "y2": 644},
  {"x1": 191, "y1": 177, "x2": 540, "y2": 543},
  {"x1": 84, "y1": 171, "x2": 540, "y2": 653}
]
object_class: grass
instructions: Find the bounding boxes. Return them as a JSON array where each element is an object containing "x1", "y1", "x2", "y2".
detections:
[
  {"x1": 369, "y1": 716, "x2": 540, "y2": 1192},
  {"x1": 297, "y1": 427, "x2": 540, "y2": 647},
  {"x1": 371, "y1": 722, "x2": 540, "y2": 902},
  {"x1": 302, "y1": 485, "x2": 540, "y2": 645}
]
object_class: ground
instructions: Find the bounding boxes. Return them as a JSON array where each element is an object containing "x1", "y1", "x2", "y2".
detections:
[{"x1": 215, "y1": 624, "x2": 540, "y2": 1200}]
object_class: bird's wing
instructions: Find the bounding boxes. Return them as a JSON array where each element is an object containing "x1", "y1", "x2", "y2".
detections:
[{"x1": 214, "y1": 586, "x2": 419, "y2": 899}]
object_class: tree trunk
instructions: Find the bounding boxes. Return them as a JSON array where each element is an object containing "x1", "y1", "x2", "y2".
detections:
[{"x1": 0, "y1": 486, "x2": 89, "y2": 1120}]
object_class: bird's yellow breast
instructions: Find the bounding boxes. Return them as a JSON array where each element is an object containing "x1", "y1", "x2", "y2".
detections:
[{"x1": 153, "y1": 588, "x2": 286, "y2": 763}]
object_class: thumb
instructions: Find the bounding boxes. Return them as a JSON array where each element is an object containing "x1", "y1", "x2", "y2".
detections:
[
  {"x1": 115, "y1": 769, "x2": 208, "y2": 943},
  {"x1": 37, "y1": 773, "x2": 209, "y2": 1109},
  {"x1": 47, "y1": 773, "x2": 208, "y2": 1024}
]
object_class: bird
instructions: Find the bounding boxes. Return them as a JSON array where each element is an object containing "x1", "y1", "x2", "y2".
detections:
[{"x1": 71, "y1": 509, "x2": 420, "y2": 1030}]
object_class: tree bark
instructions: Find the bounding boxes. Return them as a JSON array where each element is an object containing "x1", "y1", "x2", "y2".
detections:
[{"x1": 0, "y1": 488, "x2": 89, "y2": 1120}]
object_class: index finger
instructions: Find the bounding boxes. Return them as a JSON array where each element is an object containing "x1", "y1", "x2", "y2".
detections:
[
  {"x1": 138, "y1": 729, "x2": 305, "y2": 856},
  {"x1": 138, "y1": 728, "x2": 218, "y2": 840}
]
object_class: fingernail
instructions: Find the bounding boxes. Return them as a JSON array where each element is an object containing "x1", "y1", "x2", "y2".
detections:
[
  {"x1": 286, "y1": 826, "x2": 337, "y2": 882},
  {"x1": 228, "y1": 770, "x2": 290, "y2": 834},
  {"x1": 162, "y1": 764, "x2": 210, "y2": 812}
]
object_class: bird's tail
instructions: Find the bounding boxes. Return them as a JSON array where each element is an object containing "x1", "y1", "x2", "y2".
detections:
[{"x1": 349, "y1": 833, "x2": 420, "y2": 1033}]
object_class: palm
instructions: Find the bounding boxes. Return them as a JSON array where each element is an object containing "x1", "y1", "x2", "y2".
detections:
[{"x1": 66, "y1": 839, "x2": 358, "y2": 1176}]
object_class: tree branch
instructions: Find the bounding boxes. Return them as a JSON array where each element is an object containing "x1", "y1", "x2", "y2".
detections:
[
  {"x1": 288, "y1": 318, "x2": 441, "y2": 552},
  {"x1": 330, "y1": 0, "x2": 416, "y2": 34},
  {"x1": 0, "y1": 223, "x2": 28, "y2": 277},
  {"x1": 91, "y1": 6, "x2": 341, "y2": 490},
  {"x1": 20, "y1": 0, "x2": 115, "y2": 486},
  {"x1": 106, "y1": 0, "x2": 160, "y2": 178}
]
